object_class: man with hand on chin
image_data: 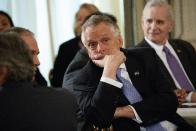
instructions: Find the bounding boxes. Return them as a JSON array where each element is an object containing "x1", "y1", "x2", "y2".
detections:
[{"x1": 63, "y1": 12, "x2": 195, "y2": 131}]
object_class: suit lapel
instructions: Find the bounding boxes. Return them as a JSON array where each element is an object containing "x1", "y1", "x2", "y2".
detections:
[
  {"x1": 156, "y1": 56, "x2": 177, "y2": 90},
  {"x1": 123, "y1": 49, "x2": 141, "y2": 82},
  {"x1": 123, "y1": 51, "x2": 145, "y2": 94},
  {"x1": 169, "y1": 40, "x2": 196, "y2": 88},
  {"x1": 169, "y1": 40, "x2": 188, "y2": 71},
  {"x1": 139, "y1": 40, "x2": 177, "y2": 89}
]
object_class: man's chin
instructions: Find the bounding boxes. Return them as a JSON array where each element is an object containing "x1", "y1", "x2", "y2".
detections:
[{"x1": 91, "y1": 56, "x2": 104, "y2": 60}]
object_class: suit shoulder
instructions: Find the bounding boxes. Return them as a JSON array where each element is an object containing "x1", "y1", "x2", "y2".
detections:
[
  {"x1": 170, "y1": 39, "x2": 195, "y2": 52},
  {"x1": 124, "y1": 48, "x2": 158, "y2": 65},
  {"x1": 171, "y1": 39, "x2": 194, "y2": 48},
  {"x1": 63, "y1": 63, "x2": 91, "y2": 88},
  {"x1": 125, "y1": 47, "x2": 156, "y2": 56},
  {"x1": 171, "y1": 39, "x2": 190, "y2": 44}
]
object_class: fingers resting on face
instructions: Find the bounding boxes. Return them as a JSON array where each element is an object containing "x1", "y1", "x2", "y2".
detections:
[
  {"x1": 174, "y1": 89, "x2": 188, "y2": 105},
  {"x1": 93, "y1": 49, "x2": 126, "y2": 68}
]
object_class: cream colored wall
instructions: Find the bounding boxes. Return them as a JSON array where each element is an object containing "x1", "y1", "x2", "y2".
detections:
[
  {"x1": 93, "y1": 0, "x2": 125, "y2": 46},
  {"x1": 133, "y1": 0, "x2": 145, "y2": 44},
  {"x1": 172, "y1": 0, "x2": 196, "y2": 48}
]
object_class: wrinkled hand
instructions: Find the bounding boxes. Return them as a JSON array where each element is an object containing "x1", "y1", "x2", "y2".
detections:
[
  {"x1": 93, "y1": 49, "x2": 126, "y2": 68},
  {"x1": 114, "y1": 106, "x2": 135, "y2": 119},
  {"x1": 93, "y1": 49, "x2": 126, "y2": 79},
  {"x1": 174, "y1": 89, "x2": 188, "y2": 105}
]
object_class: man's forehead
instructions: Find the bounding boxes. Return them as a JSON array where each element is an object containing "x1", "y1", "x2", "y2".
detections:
[
  {"x1": 85, "y1": 23, "x2": 114, "y2": 34},
  {"x1": 21, "y1": 34, "x2": 39, "y2": 52},
  {"x1": 84, "y1": 30, "x2": 111, "y2": 43}
]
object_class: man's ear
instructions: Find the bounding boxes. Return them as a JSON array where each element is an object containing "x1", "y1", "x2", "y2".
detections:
[
  {"x1": 0, "y1": 66, "x2": 8, "y2": 85},
  {"x1": 169, "y1": 20, "x2": 175, "y2": 32},
  {"x1": 141, "y1": 16, "x2": 145, "y2": 31},
  {"x1": 117, "y1": 35, "x2": 123, "y2": 48}
]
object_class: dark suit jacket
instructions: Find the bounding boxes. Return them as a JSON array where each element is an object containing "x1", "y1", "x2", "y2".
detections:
[
  {"x1": 0, "y1": 80, "x2": 77, "y2": 131},
  {"x1": 51, "y1": 36, "x2": 82, "y2": 87},
  {"x1": 34, "y1": 68, "x2": 47, "y2": 87},
  {"x1": 65, "y1": 47, "x2": 89, "y2": 74},
  {"x1": 137, "y1": 39, "x2": 196, "y2": 90},
  {"x1": 63, "y1": 48, "x2": 194, "y2": 131}
]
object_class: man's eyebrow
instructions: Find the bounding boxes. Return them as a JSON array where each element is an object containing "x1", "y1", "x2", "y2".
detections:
[{"x1": 31, "y1": 50, "x2": 39, "y2": 54}]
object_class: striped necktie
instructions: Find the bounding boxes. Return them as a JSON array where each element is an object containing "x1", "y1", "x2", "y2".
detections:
[
  {"x1": 116, "y1": 68, "x2": 165, "y2": 131},
  {"x1": 163, "y1": 46, "x2": 194, "y2": 91}
]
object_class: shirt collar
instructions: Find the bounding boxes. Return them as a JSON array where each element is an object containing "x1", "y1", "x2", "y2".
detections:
[
  {"x1": 144, "y1": 37, "x2": 171, "y2": 54},
  {"x1": 119, "y1": 63, "x2": 126, "y2": 69}
]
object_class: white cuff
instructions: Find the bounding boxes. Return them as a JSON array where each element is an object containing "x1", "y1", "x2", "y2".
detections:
[
  {"x1": 101, "y1": 77, "x2": 123, "y2": 88},
  {"x1": 186, "y1": 92, "x2": 193, "y2": 102},
  {"x1": 128, "y1": 105, "x2": 142, "y2": 123}
]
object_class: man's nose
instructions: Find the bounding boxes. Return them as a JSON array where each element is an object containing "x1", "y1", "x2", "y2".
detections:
[
  {"x1": 34, "y1": 56, "x2": 40, "y2": 66},
  {"x1": 96, "y1": 43, "x2": 103, "y2": 52},
  {"x1": 151, "y1": 22, "x2": 158, "y2": 30}
]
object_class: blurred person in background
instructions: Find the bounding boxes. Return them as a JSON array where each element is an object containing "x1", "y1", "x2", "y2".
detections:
[
  {"x1": 50, "y1": 3, "x2": 99, "y2": 87},
  {"x1": 0, "y1": 10, "x2": 14, "y2": 32},
  {"x1": 0, "y1": 32, "x2": 77, "y2": 131},
  {"x1": 5, "y1": 27, "x2": 47, "y2": 87},
  {"x1": 1, "y1": 10, "x2": 47, "y2": 87},
  {"x1": 137, "y1": 0, "x2": 196, "y2": 104}
]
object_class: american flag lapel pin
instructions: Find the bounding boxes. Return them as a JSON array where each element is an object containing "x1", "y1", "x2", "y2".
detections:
[{"x1": 134, "y1": 71, "x2": 140, "y2": 76}]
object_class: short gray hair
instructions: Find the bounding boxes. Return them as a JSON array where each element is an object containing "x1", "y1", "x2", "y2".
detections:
[
  {"x1": 4, "y1": 27, "x2": 34, "y2": 37},
  {"x1": 0, "y1": 32, "x2": 34, "y2": 82},
  {"x1": 81, "y1": 12, "x2": 120, "y2": 39},
  {"x1": 143, "y1": 0, "x2": 174, "y2": 20}
]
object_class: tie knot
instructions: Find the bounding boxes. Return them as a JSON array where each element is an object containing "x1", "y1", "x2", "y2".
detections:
[
  {"x1": 116, "y1": 68, "x2": 122, "y2": 81},
  {"x1": 163, "y1": 46, "x2": 173, "y2": 56},
  {"x1": 116, "y1": 68, "x2": 133, "y2": 84},
  {"x1": 163, "y1": 46, "x2": 170, "y2": 53},
  {"x1": 116, "y1": 68, "x2": 121, "y2": 75}
]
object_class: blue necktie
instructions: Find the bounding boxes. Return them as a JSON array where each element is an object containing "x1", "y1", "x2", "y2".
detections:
[
  {"x1": 116, "y1": 68, "x2": 165, "y2": 131},
  {"x1": 163, "y1": 46, "x2": 194, "y2": 92}
]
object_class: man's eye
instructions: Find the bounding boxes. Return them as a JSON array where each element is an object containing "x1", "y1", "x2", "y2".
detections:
[
  {"x1": 88, "y1": 43, "x2": 97, "y2": 49},
  {"x1": 31, "y1": 51, "x2": 38, "y2": 56},
  {"x1": 146, "y1": 19, "x2": 152, "y2": 23},
  {"x1": 3, "y1": 23, "x2": 8, "y2": 26},
  {"x1": 103, "y1": 39, "x2": 108, "y2": 43},
  {"x1": 157, "y1": 20, "x2": 164, "y2": 25}
]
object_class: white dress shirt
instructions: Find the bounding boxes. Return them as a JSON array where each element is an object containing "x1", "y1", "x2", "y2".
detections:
[
  {"x1": 101, "y1": 63, "x2": 177, "y2": 131},
  {"x1": 145, "y1": 37, "x2": 194, "y2": 102}
]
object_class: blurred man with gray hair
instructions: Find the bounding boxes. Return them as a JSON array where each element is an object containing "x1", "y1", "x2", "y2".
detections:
[{"x1": 0, "y1": 32, "x2": 77, "y2": 131}]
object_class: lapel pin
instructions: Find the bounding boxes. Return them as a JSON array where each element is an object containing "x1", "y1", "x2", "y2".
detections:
[
  {"x1": 134, "y1": 71, "x2": 140, "y2": 76},
  {"x1": 177, "y1": 49, "x2": 181, "y2": 53}
]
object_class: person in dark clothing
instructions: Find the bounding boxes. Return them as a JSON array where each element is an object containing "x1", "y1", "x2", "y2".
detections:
[
  {"x1": 0, "y1": 11, "x2": 47, "y2": 87},
  {"x1": 0, "y1": 32, "x2": 77, "y2": 131},
  {"x1": 0, "y1": 10, "x2": 14, "y2": 32},
  {"x1": 137, "y1": 0, "x2": 196, "y2": 103},
  {"x1": 50, "y1": 3, "x2": 99, "y2": 87},
  {"x1": 63, "y1": 12, "x2": 195, "y2": 131},
  {"x1": 5, "y1": 27, "x2": 47, "y2": 86}
]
